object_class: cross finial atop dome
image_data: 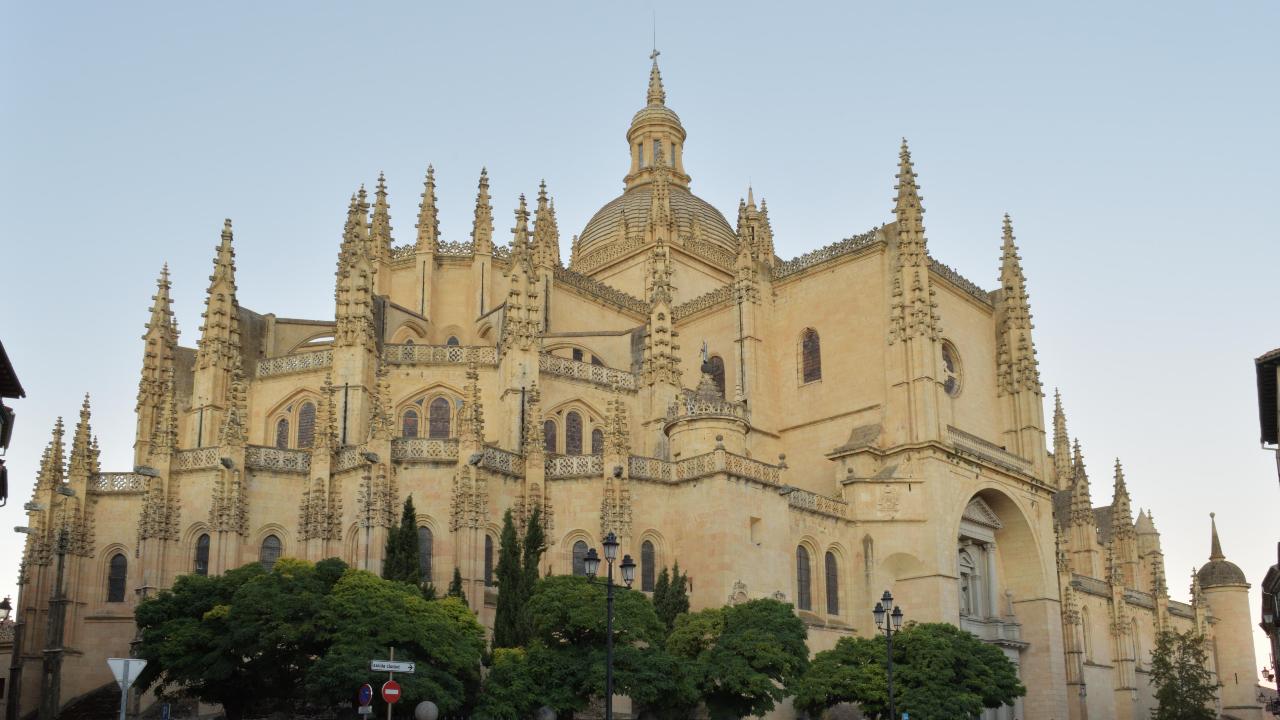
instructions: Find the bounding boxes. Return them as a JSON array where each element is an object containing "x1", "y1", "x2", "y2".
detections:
[{"x1": 647, "y1": 49, "x2": 666, "y2": 106}]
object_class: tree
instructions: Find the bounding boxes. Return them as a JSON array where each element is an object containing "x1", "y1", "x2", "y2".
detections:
[
  {"x1": 667, "y1": 599, "x2": 809, "y2": 720},
  {"x1": 493, "y1": 509, "x2": 524, "y2": 648},
  {"x1": 652, "y1": 566, "x2": 671, "y2": 621},
  {"x1": 383, "y1": 496, "x2": 421, "y2": 588},
  {"x1": 1150, "y1": 629, "x2": 1216, "y2": 720},
  {"x1": 448, "y1": 566, "x2": 468, "y2": 607},
  {"x1": 793, "y1": 622, "x2": 1025, "y2": 720},
  {"x1": 519, "y1": 506, "x2": 547, "y2": 641},
  {"x1": 654, "y1": 561, "x2": 690, "y2": 632}
]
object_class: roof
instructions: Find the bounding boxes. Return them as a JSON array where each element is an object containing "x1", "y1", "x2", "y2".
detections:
[
  {"x1": 575, "y1": 184, "x2": 738, "y2": 271},
  {"x1": 1198, "y1": 559, "x2": 1248, "y2": 588},
  {"x1": 1256, "y1": 347, "x2": 1280, "y2": 445},
  {"x1": 0, "y1": 340, "x2": 24, "y2": 398}
]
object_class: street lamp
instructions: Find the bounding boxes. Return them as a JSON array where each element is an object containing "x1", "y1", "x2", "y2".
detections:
[
  {"x1": 873, "y1": 590, "x2": 904, "y2": 720},
  {"x1": 583, "y1": 532, "x2": 636, "y2": 720}
]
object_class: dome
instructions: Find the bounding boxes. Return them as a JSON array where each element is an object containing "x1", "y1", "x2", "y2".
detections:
[
  {"x1": 575, "y1": 184, "x2": 738, "y2": 272},
  {"x1": 1198, "y1": 559, "x2": 1247, "y2": 588}
]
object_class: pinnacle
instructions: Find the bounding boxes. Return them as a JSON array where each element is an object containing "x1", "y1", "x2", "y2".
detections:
[
  {"x1": 416, "y1": 165, "x2": 439, "y2": 251},
  {"x1": 647, "y1": 50, "x2": 666, "y2": 106},
  {"x1": 1209, "y1": 512, "x2": 1224, "y2": 560}
]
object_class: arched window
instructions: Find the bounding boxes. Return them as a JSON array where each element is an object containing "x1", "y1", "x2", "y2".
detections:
[
  {"x1": 796, "y1": 546, "x2": 812, "y2": 611},
  {"x1": 402, "y1": 409, "x2": 419, "y2": 438},
  {"x1": 591, "y1": 428, "x2": 604, "y2": 455},
  {"x1": 641, "y1": 540, "x2": 656, "y2": 592},
  {"x1": 801, "y1": 329, "x2": 822, "y2": 383},
  {"x1": 543, "y1": 419, "x2": 557, "y2": 454},
  {"x1": 958, "y1": 549, "x2": 977, "y2": 616},
  {"x1": 942, "y1": 341, "x2": 962, "y2": 397},
  {"x1": 194, "y1": 534, "x2": 210, "y2": 576},
  {"x1": 484, "y1": 535, "x2": 494, "y2": 586},
  {"x1": 572, "y1": 540, "x2": 589, "y2": 577},
  {"x1": 446, "y1": 336, "x2": 460, "y2": 346},
  {"x1": 709, "y1": 356, "x2": 726, "y2": 397},
  {"x1": 260, "y1": 535, "x2": 282, "y2": 572},
  {"x1": 418, "y1": 526, "x2": 434, "y2": 583},
  {"x1": 825, "y1": 551, "x2": 840, "y2": 615},
  {"x1": 565, "y1": 412, "x2": 583, "y2": 455},
  {"x1": 572, "y1": 348, "x2": 584, "y2": 362},
  {"x1": 275, "y1": 418, "x2": 289, "y2": 449},
  {"x1": 107, "y1": 553, "x2": 127, "y2": 602},
  {"x1": 297, "y1": 402, "x2": 316, "y2": 449},
  {"x1": 428, "y1": 397, "x2": 451, "y2": 439}
]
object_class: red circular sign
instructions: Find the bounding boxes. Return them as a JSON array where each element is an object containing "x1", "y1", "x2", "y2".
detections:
[{"x1": 381, "y1": 680, "x2": 402, "y2": 704}]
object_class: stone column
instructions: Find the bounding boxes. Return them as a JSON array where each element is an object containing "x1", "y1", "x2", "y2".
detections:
[{"x1": 985, "y1": 542, "x2": 1000, "y2": 619}]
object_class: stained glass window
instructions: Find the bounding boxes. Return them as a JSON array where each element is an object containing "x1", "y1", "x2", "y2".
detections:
[
  {"x1": 429, "y1": 397, "x2": 451, "y2": 438},
  {"x1": 566, "y1": 412, "x2": 583, "y2": 455},
  {"x1": 641, "y1": 540, "x2": 656, "y2": 592},
  {"x1": 260, "y1": 535, "x2": 282, "y2": 572},
  {"x1": 446, "y1": 336, "x2": 460, "y2": 346},
  {"x1": 484, "y1": 535, "x2": 494, "y2": 586},
  {"x1": 572, "y1": 540, "x2": 589, "y2": 576},
  {"x1": 796, "y1": 546, "x2": 812, "y2": 611},
  {"x1": 297, "y1": 402, "x2": 316, "y2": 449},
  {"x1": 402, "y1": 409, "x2": 419, "y2": 438},
  {"x1": 107, "y1": 553, "x2": 127, "y2": 602},
  {"x1": 825, "y1": 551, "x2": 839, "y2": 615},
  {"x1": 543, "y1": 419, "x2": 557, "y2": 454},
  {"x1": 801, "y1": 329, "x2": 822, "y2": 383},
  {"x1": 275, "y1": 418, "x2": 289, "y2": 449},
  {"x1": 419, "y1": 526, "x2": 433, "y2": 583},
  {"x1": 591, "y1": 429, "x2": 604, "y2": 455},
  {"x1": 194, "y1": 534, "x2": 210, "y2": 576}
]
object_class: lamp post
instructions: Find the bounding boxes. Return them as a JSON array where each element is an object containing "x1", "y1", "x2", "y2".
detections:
[
  {"x1": 872, "y1": 589, "x2": 904, "y2": 720},
  {"x1": 582, "y1": 532, "x2": 636, "y2": 720}
]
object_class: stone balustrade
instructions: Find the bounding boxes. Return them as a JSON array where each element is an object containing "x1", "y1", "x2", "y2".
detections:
[
  {"x1": 256, "y1": 349, "x2": 333, "y2": 378},
  {"x1": 786, "y1": 487, "x2": 848, "y2": 519},
  {"x1": 90, "y1": 473, "x2": 147, "y2": 494},
  {"x1": 539, "y1": 353, "x2": 637, "y2": 391},
  {"x1": 628, "y1": 455, "x2": 673, "y2": 482},
  {"x1": 546, "y1": 454, "x2": 604, "y2": 478},
  {"x1": 666, "y1": 390, "x2": 750, "y2": 425},
  {"x1": 480, "y1": 445, "x2": 524, "y2": 476},
  {"x1": 383, "y1": 344, "x2": 498, "y2": 366},
  {"x1": 946, "y1": 426, "x2": 1033, "y2": 475},
  {"x1": 245, "y1": 445, "x2": 311, "y2": 474},
  {"x1": 174, "y1": 447, "x2": 221, "y2": 472},
  {"x1": 392, "y1": 438, "x2": 460, "y2": 463}
]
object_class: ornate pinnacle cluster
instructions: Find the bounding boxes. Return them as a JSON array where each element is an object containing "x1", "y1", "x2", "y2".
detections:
[
  {"x1": 888, "y1": 140, "x2": 940, "y2": 344},
  {"x1": 735, "y1": 188, "x2": 774, "y2": 264},
  {"x1": 459, "y1": 362, "x2": 485, "y2": 446},
  {"x1": 1052, "y1": 389, "x2": 1072, "y2": 488},
  {"x1": 196, "y1": 220, "x2": 241, "y2": 374},
  {"x1": 502, "y1": 196, "x2": 542, "y2": 350},
  {"x1": 532, "y1": 181, "x2": 561, "y2": 268},
  {"x1": 647, "y1": 50, "x2": 666, "y2": 106},
  {"x1": 150, "y1": 366, "x2": 178, "y2": 454},
  {"x1": 416, "y1": 166, "x2": 439, "y2": 253},
  {"x1": 521, "y1": 382, "x2": 544, "y2": 457},
  {"x1": 217, "y1": 356, "x2": 248, "y2": 447},
  {"x1": 335, "y1": 190, "x2": 378, "y2": 353},
  {"x1": 314, "y1": 374, "x2": 338, "y2": 451},
  {"x1": 66, "y1": 394, "x2": 95, "y2": 483},
  {"x1": 35, "y1": 417, "x2": 66, "y2": 492},
  {"x1": 368, "y1": 361, "x2": 394, "y2": 441},
  {"x1": 996, "y1": 215, "x2": 1041, "y2": 396},
  {"x1": 138, "y1": 265, "x2": 179, "y2": 456},
  {"x1": 649, "y1": 150, "x2": 673, "y2": 227},
  {"x1": 471, "y1": 168, "x2": 494, "y2": 254},
  {"x1": 605, "y1": 386, "x2": 631, "y2": 457},
  {"x1": 642, "y1": 230, "x2": 680, "y2": 385},
  {"x1": 1111, "y1": 459, "x2": 1135, "y2": 541},
  {"x1": 370, "y1": 172, "x2": 394, "y2": 262},
  {"x1": 1069, "y1": 439, "x2": 1095, "y2": 526}
]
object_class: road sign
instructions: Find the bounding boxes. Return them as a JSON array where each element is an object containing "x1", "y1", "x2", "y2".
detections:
[
  {"x1": 160, "y1": 703, "x2": 170, "y2": 720},
  {"x1": 371, "y1": 660, "x2": 416, "y2": 673},
  {"x1": 358, "y1": 683, "x2": 374, "y2": 706},
  {"x1": 382, "y1": 680, "x2": 402, "y2": 704},
  {"x1": 358, "y1": 707, "x2": 373, "y2": 715},
  {"x1": 106, "y1": 658, "x2": 147, "y2": 691}
]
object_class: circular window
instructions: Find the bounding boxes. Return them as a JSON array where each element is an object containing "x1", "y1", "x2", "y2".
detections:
[{"x1": 941, "y1": 341, "x2": 962, "y2": 397}]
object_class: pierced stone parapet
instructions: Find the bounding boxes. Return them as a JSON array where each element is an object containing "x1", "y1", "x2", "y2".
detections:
[
  {"x1": 553, "y1": 266, "x2": 648, "y2": 317},
  {"x1": 174, "y1": 447, "x2": 221, "y2": 472},
  {"x1": 786, "y1": 487, "x2": 847, "y2": 519},
  {"x1": 90, "y1": 472, "x2": 147, "y2": 494},
  {"x1": 392, "y1": 437, "x2": 460, "y2": 463},
  {"x1": 546, "y1": 453, "x2": 603, "y2": 478},
  {"x1": 628, "y1": 455, "x2": 673, "y2": 482},
  {"x1": 929, "y1": 258, "x2": 993, "y2": 307},
  {"x1": 389, "y1": 244, "x2": 416, "y2": 261},
  {"x1": 773, "y1": 228, "x2": 881, "y2": 280},
  {"x1": 674, "y1": 450, "x2": 781, "y2": 486},
  {"x1": 437, "y1": 240, "x2": 474, "y2": 256},
  {"x1": 946, "y1": 425, "x2": 1033, "y2": 475},
  {"x1": 480, "y1": 445, "x2": 524, "y2": 476},
  {"x1": 539, "y1": 353, "x2": 637, "y2": 391},
  {"x1": 673, "y1": 285, "x2": 734, "y2": 321},
  {"x1": 245, "y1": 445, "x2": 310, "y2": 474},
  {"x1": 665, "y1": 389, "x2": 750, "y2": 426},
  {"x1": 383, "y1": 344, "x2": 498, "y2": 366},
  {"x1": 256, "y1": 350, "x2": 333, "y2": 378},
  {"x1": 332, "y1": 446, "x2": 364, "y2": 473}
]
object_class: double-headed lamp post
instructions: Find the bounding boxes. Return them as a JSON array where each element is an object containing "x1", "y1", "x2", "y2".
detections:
[
  {"x1": 873, "y1": 590, "x2": 904, "y2": 720},
  {"x1": 582, "y1": 532, "x2": 636, "y2": 720}
]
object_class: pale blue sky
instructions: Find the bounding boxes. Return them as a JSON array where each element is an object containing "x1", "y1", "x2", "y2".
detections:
[{"x1": 2, "y1": 1, "x2": 1277, "y2": 674}]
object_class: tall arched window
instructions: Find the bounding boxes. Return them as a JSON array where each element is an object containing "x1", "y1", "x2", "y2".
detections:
[
  {"x1": 572, "y1": 540, "x2": 589, "y2": 576},
  {"x1": 194, "y1": 533, "x2": 210, "y2": 576},
  {"x1": 297, "y1": 402, "x2": 316, "y2": 449},
  {"x1": 796, "y1": 546, "x2": 812, "y2": 611},
  {"x1": 591, "y1": 429, "x2": 604, "y2": 455},
  {"x1": 484, "y1": 535, "x2": 494, "y2": 587},
  {"x1": 275, "y1": 418, "x2": 289, "y2": 449},
  {"x1": 709, "y1": 356, "x2": 726, "y2": 397},
  {"x1": 565, "y1": 412, "x2": 583, "y2": 455},
  {"x1": 543, "y1": 419, "x2": 557, "y2": 454},
  {"x1": 958, "y1": 549, "x2": 977, "y2": 616},
  {"x1": 446, "y1": 336, "x2": 460, "y2": 346},
  {"x1": 825, "y1": 551, "x2": 840, "y2": 615},
  {"x1": 801, "y1": 329, "x2": 822, "y2": 383},
  {"x1": 107, "y1": 553, "x2": 127, "y2": 602},
  {"x1": 260, "y1": 535, "x2": 282, "y2": 572},
  {"x1": 418, "y1": 526, "x2": 434, "y2": 583},
  {"x1": 402, "y1": 409, "x2": 419, "y2": 438},
  {"x1": 428, "y1": 398, "x2": 451, "y2": 438},
  {"x1": 641, "y1": 540, "x2": 656, "y2": 592}
]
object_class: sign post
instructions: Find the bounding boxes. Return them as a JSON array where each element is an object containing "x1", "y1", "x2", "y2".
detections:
[
  {"x1": 369, "y1": 646, "x2": 416, "y2": 720},
  {"x1": 106, "y1": 658, "x2": 147, "y2": 720}
]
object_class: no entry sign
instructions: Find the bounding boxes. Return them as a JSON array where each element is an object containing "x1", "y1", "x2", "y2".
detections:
[{"x1": 382, "y1": 679, "x2": 402, "y2": 704}]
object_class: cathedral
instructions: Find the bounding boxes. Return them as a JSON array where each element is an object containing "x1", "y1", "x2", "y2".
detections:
[{"x1": 4, "y1": 55, "x2": 1264, "y2": 719}]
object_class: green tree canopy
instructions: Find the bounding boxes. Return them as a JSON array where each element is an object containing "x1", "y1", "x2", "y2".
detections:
[
  {"x1": 654, "y1": 562, "x2": 690, "y2": 632},
  {"x1": 493, "y1": 509, "x2": 524, "y2": 648},
  {"x1": 1150, "y1": 629, "x2": 1216, "y2": 720},
  {"x1": 667, "y1": 599, "x2": 809, "y2": 720},
  {"x1": 383, "y1": 495, "x2": 421, "y2": 589},
  {"x1": 793, "y1": 622, "x2": 1024, "y2": 720}
]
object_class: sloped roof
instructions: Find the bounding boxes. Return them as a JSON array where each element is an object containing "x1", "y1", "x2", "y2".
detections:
[{"x1": 0, "y1": 340, "x2": 24, "y2": 398}]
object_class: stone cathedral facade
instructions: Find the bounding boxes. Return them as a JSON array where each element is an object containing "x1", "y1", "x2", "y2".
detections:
[{"x1": 6, "y1": 57, "x2": 1264, "y2": 720}]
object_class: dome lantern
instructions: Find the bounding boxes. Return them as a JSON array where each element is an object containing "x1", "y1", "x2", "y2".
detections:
[{"x1": 624, "y1": 51, "x2": 690, "y2": 191}]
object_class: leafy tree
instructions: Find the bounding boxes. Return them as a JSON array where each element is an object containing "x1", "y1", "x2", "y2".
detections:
[
  {"x1": 1150, "y1": 629, "x2": 1216, "y2": 720},
  {"x1": 654, "y1": 561, "x2": 690, "y2": 632},
  {"x1": 448, "y1": 566, "x2": 468, "y2": 607},
  {"x1": 519, "y1": 506, "x2": 547, "y2": 640},
  {"x1": 474, "y1": 648, "x2": 539, "y2": 720},
  {"x1": 383, "y1": 496, "x2": 421, "y2": 587},
  {"x1": 493, "y1": 509, "x2": 524, "y2": 648},
  {"x1": 652, "y1": 566, "x2": 671, "y2": 618},
  {"x1": 793, "y1": 622, "x2": 1024, "y2": 720},
  {"x1": 667, "y1": 599, "x2": 809, "y2": 720}
]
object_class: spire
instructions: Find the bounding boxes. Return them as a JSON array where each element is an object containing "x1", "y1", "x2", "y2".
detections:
[
  {"x1": 66, "y1": 394, "x2": 94, "y2": 483},
  {"x1": 370, "y1": 171, "x2": 393, "y2": 261},
  {"x1": 996, "y1": 214, "x2": 1041, "y2": 396},
  {"x1": 1052, "y1": 389, "x2": 1072, "y2": 487},
  {"x1": 1069, "y1": 439, "x2": 1094, "y2": 525},
  {"x1": 195, "y1": 219, "x2": 241, "y2": 375},
  {"x1": 35, "y1": 418, "x2": 66, "y2": 492},
  {"x1": 887, "y1": 139, "x2": 940, "y2": 343},
  {"x1": 893, "y1": 139, "x2": 927, "y2": 266},
  {"x1": 510, "y1": 194, "x2": 533, "y2": 269},
  {"x1": 145, "y1": 264, "x2": 176, "y2": 343},
  {"x1": 1209, "y1": 512, "x2": 1224, "y2": 560},
  {"x1": 647, "y1": 49, "x2": 666, "y2": 106},
  {"x1": 138, "y1": 264, "x2": 179, "y2": 455},
  {"x1": 416, "y1": 165, "x2": 440, "y2": 253},
  {"x1": 471, "y1": 168, "x2": 493, "y2": 254},
  {"x1": 532, "y1": 180, "x2": 561, "y2": 268},
  {"x1": 1112, "y1": 459, "x2": 1133, "y2": 526}
]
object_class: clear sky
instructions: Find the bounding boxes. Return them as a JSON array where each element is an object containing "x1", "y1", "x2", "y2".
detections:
[{"x1": 2, "y1": 1, "x2": 1277, "y2": 679}]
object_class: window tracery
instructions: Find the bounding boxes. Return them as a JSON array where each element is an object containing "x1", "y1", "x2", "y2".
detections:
[
  {"x1": 107, "y1": 553, "x2": 127, "y2": 602},
  {"x1": 297, "y1": 402, "x2": 316, "y2": 449},
  {"x1": 428, "y1": 397, "x2": 451, "y2": 438},
  {"x1": 942, "y1": 340, "x2": 963, "y2": 397},
  {"x1": 260, "y1": 535, "x2": 282, "y2": 572},
  {"x1": 544, "y1": 419, "x2": 557, "y2": 454},
  {"x1": 566, "y1": 411, "x2": 583, "y2": 455},
  {"x1": 402, "y1": 409, "x2": 420, "y2": 439},
  {"x1": 801, "y1": 329, "x2": 821, "y2": 383},
  {"x1": 591, "y1": 428, "x2": 604, "y2": 455},
  {"x1": 825, "y1": 551, "x2": 839, "y2": 615},
  {"x1": 275, "y1": 418, "x2": 289, "y2": 449},
  {"x1": 796, "y1": 546, "x2": 812, "y2": 611},
  {"x1": 194, "y1": 533, "x2": 210, "y2": 576}
]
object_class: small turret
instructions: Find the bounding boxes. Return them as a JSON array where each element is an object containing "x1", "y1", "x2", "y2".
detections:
[
  {"x1": 625, "y1": 51, "x2": 690, "y2": 190},
  {"x1": 370, "y1": 171, "x2": 394, "y2": 263},
  {"x1": 1195, "y1": 513, "x2": 1263, "y2": 716}
]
